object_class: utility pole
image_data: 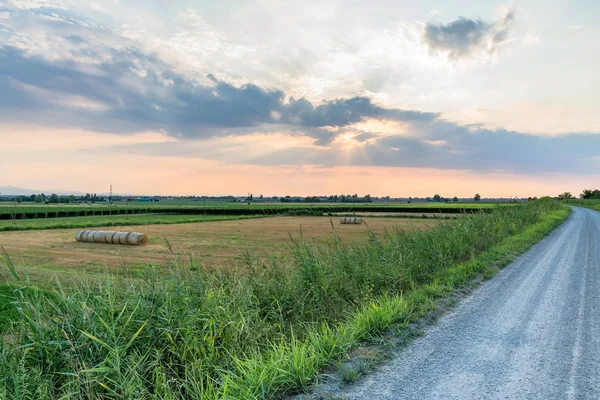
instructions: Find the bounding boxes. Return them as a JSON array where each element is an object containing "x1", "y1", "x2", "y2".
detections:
[{"x1": 109, "y1": 184, "x2": 113, "y2": 204}]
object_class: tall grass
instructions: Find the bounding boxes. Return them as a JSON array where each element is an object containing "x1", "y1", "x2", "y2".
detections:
[
  {"x1": 0, "y1": 199, "x2": 568, "y2": 399},
  {"x1": 565, "y1": 199, "x2": 600, "y2": 212}
]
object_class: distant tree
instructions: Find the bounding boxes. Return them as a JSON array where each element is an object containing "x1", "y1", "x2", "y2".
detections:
[
  {"x1": 29, "y1": 194, "x2": 36, "y2": 202},
  {"x1": 49, "y1": 193, "x2": 59, "y2": 203},
  {"x1": 433, "y1": 194, "x2": 441, "y2": 202},
  {"x1": 259, "y1": 194, "x2": 263, "y2": 200},
  {"x1": 474, "y1": 193, "x2": 481, "y2": 201},
  {"x1": 453, "y1": 196, "x2": 458, "y2": 202},
  {"x1": 34, "y1": 194, "x2": 43, "y2": 203},
  {"x1": 557, "y1": 192, "x2": 574, "y2": 200},
  {"x1": 580, "y1": 189, "x2": 600, "y2": 199}
]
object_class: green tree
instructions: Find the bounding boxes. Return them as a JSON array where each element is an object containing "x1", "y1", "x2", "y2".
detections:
[
  {"x1": 580, "y1": 189, "x2": 600, "y2": 199},
  {"x1": 474, "y1": 193, "x2": 481, "y2": 201},
  {"x1": 453, "y1": 196, "x2": 458, "y2": 202},
  {"x1": 557, "y1": 192, "x2": 574, "y2": 200},
  {"x1": 433, "y1": 194, "x2": 441, "y2": 202}
]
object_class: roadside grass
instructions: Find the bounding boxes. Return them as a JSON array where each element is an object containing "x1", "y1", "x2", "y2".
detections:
[
  {"x1": 0, "y1": 214, "x2": 264, "y2": 232},
  {"x1": 0, "y1": 199, "x2": 569, "y2": 399},
  {"x1": 565, "y1": 199, "x2": 600, "y2": 212}
]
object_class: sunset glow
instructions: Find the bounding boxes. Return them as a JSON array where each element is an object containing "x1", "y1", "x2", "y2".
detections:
[{"x1": 1, "y1": 0, "x2": 599, "y2": 197}]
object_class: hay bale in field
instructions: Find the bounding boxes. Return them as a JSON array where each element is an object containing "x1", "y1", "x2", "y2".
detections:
[
  {"x1": 339, "y1": 217, "x2": 363, "y2": 225},
  {"x1": 112, "y1": 232, "x2": 127, "y2": 245},
  {"x1": 75, "y1": 230, "x2": 148, "y2": 246},
  {"x1": 127, "y1": 232, "x2": 148, "y2": 246},
  {"x1": 93, "y1": 232, "x2": 107, "y2": 243},
  {"x1": 78, "y1": 230, "x2": 91, "y2": 242},
  {"x1": 104, "y1": 231, "x2": 117, "y2": 243},
  {"x1": 117, "y1": 232, "x2": 131, "y2": 245}
]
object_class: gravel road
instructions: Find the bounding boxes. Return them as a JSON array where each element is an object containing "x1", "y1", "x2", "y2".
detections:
[{"x1": 340, "y1": 206, "x2": 600, "y2": 400}]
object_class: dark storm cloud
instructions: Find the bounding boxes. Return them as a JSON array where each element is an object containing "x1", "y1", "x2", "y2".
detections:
[{"x1": 424, "y1": 9, "x2": 515, "y2": 59}]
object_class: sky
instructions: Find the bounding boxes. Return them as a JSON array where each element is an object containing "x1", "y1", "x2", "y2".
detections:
[{"x1": 0, "y1": 0, "x2": 599, "y2": 197}]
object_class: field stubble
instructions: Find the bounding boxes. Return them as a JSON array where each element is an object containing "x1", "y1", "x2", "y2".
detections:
[{"x1": 0, "y1": 216, "x2": 432, "y2": 283}]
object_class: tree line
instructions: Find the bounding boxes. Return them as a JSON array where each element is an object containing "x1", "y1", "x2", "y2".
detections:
[
  {"x1": 0, "y1": 193, "x2": 108, "y2": 204},
  {"x1": 557, "y1": 189, "x2": 600, "y2": 200}
]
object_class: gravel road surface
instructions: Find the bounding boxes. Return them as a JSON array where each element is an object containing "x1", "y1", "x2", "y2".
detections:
[{"x1": 340, "y1": 206, "x2": 600, "y2": 400}]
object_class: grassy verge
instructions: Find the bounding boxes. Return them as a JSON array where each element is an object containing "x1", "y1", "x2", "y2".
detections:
[
  {"x1": 0, "y1": 199, "x2": 569, "y2": 399},
  {"x1": 0, "y1": 214, "x2": 264, "y2": 232},
  {"x1": 565, "y1": 199, "x2": 600, "y2": 212}
]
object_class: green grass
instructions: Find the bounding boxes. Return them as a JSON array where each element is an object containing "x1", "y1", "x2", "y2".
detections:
[
  {"x1": 0, "y1": 201, "x2": 509, "y2": 217},
  {"x1": 565, "y1": 199, "x2": 600, "y2": 212},
  {"x1": 0, "y1": 199, "x2": 568, "y2": 399},
  {"x1": 0, "y1": 201, "x2": 505, "y2": 211},
  {"x1": 0, "y1": 285, "x2": 19, "y2": 331},
  {"x1": 0, "y1": 214, "x2": 264, "y2": 232}
]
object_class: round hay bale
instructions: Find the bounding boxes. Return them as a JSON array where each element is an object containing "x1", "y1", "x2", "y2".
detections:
[
  {"x1": 112, "y1": 232, "x2": 124, "y2": 244},
  {"x1": 80, "y1": 230, "x2": 91, "y2": 242},
  {"x1": 348, "y1": 217, "x2": 355, "y2": 224},
  {"x1": 340, "y1": 217, "x2": 345, "y2": 224},
  {"x1": 93, "y1": 231, "x2": 106, "y2": 243},
  {"x1": 355, "y1": 217, "x2": 362, "y2": 224},
  {"x1": 104, "y1": 231, "x2": 117, "y2": 243},
  {"x1": 81, "y1": 230, "x2": 94, "y2": 242},
  {"x1": 118, "y1": 232, "x2": 131, "y2": 245},
  {"x1": 75, "y1": 230, "x2": 85, "y2": 242},
  {"x1": 88, "y1": 231, "x2": 100, "y2": 243},
  {"x1": 127, "y1": 232, "x2": 148, "y2": 246}
]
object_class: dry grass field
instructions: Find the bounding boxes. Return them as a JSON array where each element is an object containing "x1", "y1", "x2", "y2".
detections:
[{"x1": 0, "y1": 216, "x2": 434, "y2": 283}]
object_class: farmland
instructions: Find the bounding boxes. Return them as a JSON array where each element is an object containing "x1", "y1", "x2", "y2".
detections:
[
  {"x1": 0, "y1": 199, "x2": 570, "y2": 399},
  {"x1": 0, "y1": 201, "x2": 505, "y2": 221},
  {"x1": 0, "y1": 213, "x2": 263, "y2": 232},
  {"x1": 0, "y1": 216, "x2": 430, "y2": 283}
]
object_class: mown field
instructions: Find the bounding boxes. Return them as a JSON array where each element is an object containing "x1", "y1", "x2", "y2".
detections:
[
  {"x1": 0, "y1": 216, "x2": 429, "y2": 283},
  {"x1": 0, "y1": 199, "x2": 568, "y2": 399}
]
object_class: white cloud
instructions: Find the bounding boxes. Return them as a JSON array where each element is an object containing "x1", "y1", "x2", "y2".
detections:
[
  {"x1": 566, "y1": 25, "x2": 583, "y2": 31},
  {"x1": 522, "y1": 33, "x2": 540, "y2": 46},
  {"x1": 5, "y1": 0, "x2": 67, "y2": 10},
  {"x1": 426, "y1": 9, "x2": 440, "y2": 18},
  {"x1": 0, "y1": 12, "x2": 11, "y2": 20}
]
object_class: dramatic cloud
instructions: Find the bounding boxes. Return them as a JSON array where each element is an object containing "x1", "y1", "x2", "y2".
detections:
[
  {"x1": 0, "y1": 45, "x2": 438, "y2": 142},
  {"x1": 424, "y1": 9, "x2": 515, "y2": 59},
  {"x1": 1, "y1": 1, "x2": 599, "y2": 181},
  {"x1": 105, "y1": 121, "x2": 600, "y2": 175}
]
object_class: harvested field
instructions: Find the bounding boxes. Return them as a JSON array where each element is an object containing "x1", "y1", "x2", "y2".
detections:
[{"x1": 0, "y1": 216, "x2": 434, "y2": 281}]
